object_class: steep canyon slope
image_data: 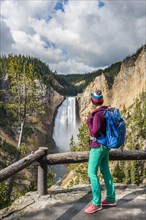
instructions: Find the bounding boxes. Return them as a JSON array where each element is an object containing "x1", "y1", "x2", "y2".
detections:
[
  {"x1": 77, "y1": 46, "x2": 146, "y2": 120},
  {"x1": 0, "y1": 80, "x2": 64, "y2": 152}
]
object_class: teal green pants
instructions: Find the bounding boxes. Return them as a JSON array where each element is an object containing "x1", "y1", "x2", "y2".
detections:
[{"x1": 88, "y1": 146, "x2": 115, "y2": 206}]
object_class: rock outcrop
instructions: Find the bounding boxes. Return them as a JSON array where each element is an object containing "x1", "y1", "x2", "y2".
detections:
[
  {"x1": 0, "y1": 184, "x2": 145, "y2": 220},
  {"x1": 0, "y1": 77, "x2": 64, "y2": 152},
  {"x1": 111, "y1": 48, "x2": 145, "y2": 108},
  {"x1": 27, "y1": 84, "x2": 64, "y2": 152},
  {"x1": 77, "y1": 47, "x2": 146, "y2": 121}
]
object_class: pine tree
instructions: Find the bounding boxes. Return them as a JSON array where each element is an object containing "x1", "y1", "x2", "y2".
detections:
[
  {"x1": 112, "y1": 162, "x2": 125, "y2": 183},
  {"x1": 48, "y1": 169, "x2": 55, "y2": 188},
  {"x1": 123, "y1": 92, "x2": 146, "y2": 185},
  {"x1": 124, "y1": 161, "x2": 131, "y2": 184},
  {"x1": 6, "y1": 56, "x2": 45, "y2": 199},
  {"x1": 70, "y1": 135, "x2": 76, "y2": 152},
  {"x1": 77, "y1": 122, "x2": 90, "y2": 151},
  {"x1": 68, "y1": 122, "x2": 90, "y2": 187},
  {"x1": 131, "y1": 160, "x2": 139, "y2": 185}
]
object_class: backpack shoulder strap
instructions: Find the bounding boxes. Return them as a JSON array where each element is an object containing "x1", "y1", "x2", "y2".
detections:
[{"x1": 96, "y1": 109, "x2": 108, "y2": 117}]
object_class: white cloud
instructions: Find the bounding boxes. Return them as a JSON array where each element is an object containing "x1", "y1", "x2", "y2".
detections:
[
  {"x1": 12, "y1": 30, "x2": 63, "y2": 63},
  {"x1": 0, "y1": 0, "x2": 145, "y2": 73},
  {"x1": 0, "y1": 20, "x2": 15, "y2": 54},
  {"x1": 50, "y1": 59, "x2": 98, "y2": 74}
]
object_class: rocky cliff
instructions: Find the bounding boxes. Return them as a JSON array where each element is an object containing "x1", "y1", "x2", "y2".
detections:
[
  {"x1": 28, "y1": 86, "x2": 64, "y2": 152},
  {"x1": 0, "y1": 78, "x2": 64, "y2": 152},
  {"x1": 77, "y1": 46, "x2": 146, "y2": 120}
]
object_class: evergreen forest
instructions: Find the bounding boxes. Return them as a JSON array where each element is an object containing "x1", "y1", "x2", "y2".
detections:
[
  {"x1": 0, "y1": 45, "x2": 144, "y2": 96},
  {"x1": 0, "y1": 54, "x2": 121, "y2": 96}
]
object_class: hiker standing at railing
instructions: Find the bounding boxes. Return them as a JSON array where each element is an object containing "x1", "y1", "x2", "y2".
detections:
[{"x1": 85, "y1": 90, "x2": 116, "y2": 214}]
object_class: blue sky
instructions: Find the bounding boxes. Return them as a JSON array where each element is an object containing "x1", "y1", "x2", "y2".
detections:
[{"x1": 0, "y1": 0, "x2": 145, "y2": 74}]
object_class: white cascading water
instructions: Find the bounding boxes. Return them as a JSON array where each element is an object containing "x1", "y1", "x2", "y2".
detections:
[{"x1": 53, "y1": 97, "x2": 80, "y2": 152}]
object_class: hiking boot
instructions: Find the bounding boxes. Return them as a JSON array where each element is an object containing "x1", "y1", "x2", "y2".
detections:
[
  {"x1": 102, "y1": 199, "x2": 116, "y2": 207},
  {"x1": 85, "y1": 203, "x2": 102, "y2": 214}
]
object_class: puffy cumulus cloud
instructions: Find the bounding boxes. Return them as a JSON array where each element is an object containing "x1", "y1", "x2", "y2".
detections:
[
  {"x1": 1, "y1": 0, "x2": 63, "y2": 61},
  {"x1": 50, "y1": 59, "x2": 98, "y2": 74},
  {"x1": 0, "y1": 0, "x2": 145, "y2": 74},
  {"x1": 12, "y1": 30, "x2": 63, "y2": 63},
  {"x1": 0, "y1": 20, "x2": 15, "y2": 54},
  {"x1": 107, "y1": 0, "x2": 145, "y2": 18},
  {"x1": 0, "y1": 0, "x2": 57, "y2": 33}
]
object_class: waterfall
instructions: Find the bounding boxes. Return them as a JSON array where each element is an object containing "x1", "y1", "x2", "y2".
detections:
[
  {"x1": 51, "y1": 97, "x2": 80, "y2": 185},
  {"x1": 53, "y1": 97, "x2": 80, "y2": 152}
]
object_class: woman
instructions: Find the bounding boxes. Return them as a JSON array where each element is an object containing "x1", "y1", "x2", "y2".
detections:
[{"x1": 85, "y1": 90, "x2": 116, "y2": 214}]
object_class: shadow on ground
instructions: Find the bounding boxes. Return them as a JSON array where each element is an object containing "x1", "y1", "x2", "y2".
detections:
[{"x1": 21, "y1": 188, "x2": 146, "y2": 220}]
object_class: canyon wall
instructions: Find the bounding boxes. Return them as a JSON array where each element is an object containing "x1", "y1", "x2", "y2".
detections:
[
  {"x1": 28, "y1": 86, "x2": 64, "y2": 151},
  {"x1": 0, "y1": 78, "x2": 64, "y2": 152},
  {"x1": 77, "y1": 47, "x2": 146, "y2": 120}
]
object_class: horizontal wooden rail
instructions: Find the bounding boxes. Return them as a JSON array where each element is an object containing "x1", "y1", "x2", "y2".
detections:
[
  {"x1": 0, "y1": 148, "x2": 146, "y2": 195},
  {"x1": 40, "y1": 150, "x2": 146, "y2": 165},
  {"x1": 0, "y1": 148, "x2": 46, "y2": 182},
  {"x1": 109, "y1": 149, "x2": 146, "y2": 160}
]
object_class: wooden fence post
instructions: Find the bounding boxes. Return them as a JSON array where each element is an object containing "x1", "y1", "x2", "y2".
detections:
[{"x1": 37, "y1": 147, "x2": 48, "y2": 196}]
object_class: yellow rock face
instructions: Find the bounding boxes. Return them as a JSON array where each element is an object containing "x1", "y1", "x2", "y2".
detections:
[
  {"x1": 111, "y1": 49, "x2": 145, "y2": 109},
  {"x1": 78, "y1": 48, "x2": 146, "y2": 121}
]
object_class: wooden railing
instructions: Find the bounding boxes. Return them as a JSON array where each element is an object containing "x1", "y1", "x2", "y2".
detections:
[{"x1": 0, "y1": 147, "x2": 146, "y2": 196}]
